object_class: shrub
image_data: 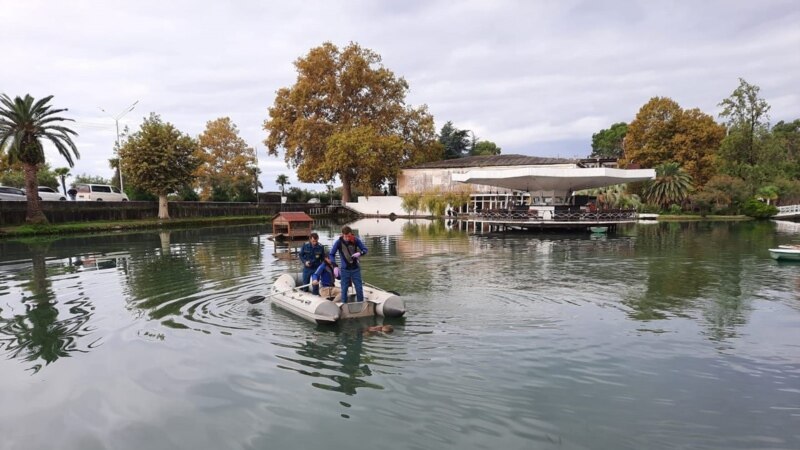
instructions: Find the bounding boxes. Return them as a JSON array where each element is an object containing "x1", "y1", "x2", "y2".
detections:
[{"x1": 742, "y1": 199, "x2": 778, "y2": 219}]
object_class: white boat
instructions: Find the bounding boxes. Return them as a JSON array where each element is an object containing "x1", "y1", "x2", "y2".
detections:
[
  {"x1": 269, "y1": 273, "x2": 406, "y2": 324},
  {"x1": 769, "y1": 247, "x2": 800, "y2": 261},
  {"x1": 589, "y1": 226, "x2": 608, "y2": 233}
]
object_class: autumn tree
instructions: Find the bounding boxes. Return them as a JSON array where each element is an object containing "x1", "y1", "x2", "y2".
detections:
[
  {"x1": 195, "y1": 117, "x2": 258, "y2": 201},
  {"x1": 119, "y1": 113, "x2": 199, "y2": 219},
  {"x1": 590, "y1": 122, "x2": 627, "y2": 159},
  {"x1": 0, "y1": 94, "x2": 79, "y2": 223},
  {"x1": 263, "y1": 42, "x2": 441, "y2": 202},
  {"x1": 621, "y1": 97, "x2": 724, "y2": 187}
]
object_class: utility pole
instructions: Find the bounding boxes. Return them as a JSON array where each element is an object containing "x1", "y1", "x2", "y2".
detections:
[{"x1": 100, "y1": 100, "x2": 139, "y2": 192}]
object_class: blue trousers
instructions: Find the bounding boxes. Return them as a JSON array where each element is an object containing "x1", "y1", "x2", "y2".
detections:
[
  {"x1": 302, "y1": 266, "x2": 320, "y2": 295},
  {"x1": 340, "y1": 267, "x2": 363, "y2": 303}
]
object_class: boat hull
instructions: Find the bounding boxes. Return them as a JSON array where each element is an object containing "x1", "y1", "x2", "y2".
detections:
[
  {"x1": 270, "y1": 273, "x2": 405, "y2": 324},
  {"x1": 769, "y1": 248, "x2": 800, "y2": 261}
]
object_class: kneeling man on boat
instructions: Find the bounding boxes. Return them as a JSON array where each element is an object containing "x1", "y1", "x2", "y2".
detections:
[
  {"x1": 311, "y1": 257, "x2": 341, "y2": 301},
  {"x1": 330, "y1": 225, "x2": 368, "y2": 303}
]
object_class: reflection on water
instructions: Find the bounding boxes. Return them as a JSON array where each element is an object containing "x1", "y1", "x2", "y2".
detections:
[
  {"x1": 276, "y1": 320, "x2": 387, "y2": 397},
  {"x1": 1, "y1": 221, "x2": 800, "y2": 449}
]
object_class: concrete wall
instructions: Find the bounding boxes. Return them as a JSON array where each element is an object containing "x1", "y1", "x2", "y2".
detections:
[
  {"x1": 0, "y1": 201, "x2": 325, "y2": 226},
  {"x1": 344, "y1": 196, "x2": 416, "y2": 216}
]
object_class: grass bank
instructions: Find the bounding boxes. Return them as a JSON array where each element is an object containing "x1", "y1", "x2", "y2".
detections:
[
  {"x1": 656, "y1": 215, "x2": 752, "y2": 221},
  {"x1": 0, "y1": 216, "x2": 271, "y2": 239}
]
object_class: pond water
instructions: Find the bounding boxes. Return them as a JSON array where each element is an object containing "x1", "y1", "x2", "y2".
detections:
[{"x1": 1, "y1": 219, "x2": 799, "y2": 450}]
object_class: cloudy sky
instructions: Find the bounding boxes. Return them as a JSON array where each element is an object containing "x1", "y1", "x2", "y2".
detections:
[{"x1": 3, "y1": 0, "x2": 799, "y2": 191}]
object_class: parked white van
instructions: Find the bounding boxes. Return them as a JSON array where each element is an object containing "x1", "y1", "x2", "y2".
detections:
[{"x1": 74, "y1": 184, "x2": 129, "y2": 201}]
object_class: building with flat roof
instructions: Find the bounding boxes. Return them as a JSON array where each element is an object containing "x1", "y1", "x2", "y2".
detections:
[{"x1": 396, "y1": 154, "x2": 654, "y2": 213}]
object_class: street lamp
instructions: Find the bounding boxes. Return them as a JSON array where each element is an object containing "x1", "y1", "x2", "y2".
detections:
[{"x1": 100, "y1": 100, "x2": 139, "y2": 192}]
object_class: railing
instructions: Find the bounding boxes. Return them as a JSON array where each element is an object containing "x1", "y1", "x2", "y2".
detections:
[
  {"x1": 776, "y1": 204, "x2": 800, "y2": 217},
  {"x1": 472, "y1": 208, "x2": 637, "y2": 222}
]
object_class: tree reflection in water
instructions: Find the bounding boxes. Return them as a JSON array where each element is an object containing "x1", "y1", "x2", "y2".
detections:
[
  {"x1": 276, "y1": 320, "x2": 385, "y2": 396},
  {"x1": 0, "y1": 245, "x2": 96, "y2": 374}
]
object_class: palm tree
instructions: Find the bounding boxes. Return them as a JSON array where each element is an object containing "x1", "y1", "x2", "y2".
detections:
[
  {"x1": 0, "y1": 94, "x2": 79, "y2": 223},
  {"x1": 276, "y1": 174, "x2": 290, "y2": 197},
  {"x1": 644, "y1": 162, "x2": 694, "y2": 209},
  {"x1": 53, "y1": 167, "x2": 71, "y2": 195}
]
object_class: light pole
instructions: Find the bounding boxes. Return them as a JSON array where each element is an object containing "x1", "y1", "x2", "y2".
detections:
[{"x1": 100, "y1": 100, "x2": 139, "y2": 192}]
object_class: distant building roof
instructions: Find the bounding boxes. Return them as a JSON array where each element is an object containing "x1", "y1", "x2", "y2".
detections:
[
  {"x1": 273, "y1": 211, "x2": 313, "y2": 222},
  {"x1": 408, "y1": 154, "x2": 578, "y2": 169}
]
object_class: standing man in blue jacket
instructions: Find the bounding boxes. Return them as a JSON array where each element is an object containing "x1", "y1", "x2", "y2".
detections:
[
  {"x1": 299, "y1": 232, "x2": 325, "y2": 295},
  {"x1": 329, "y1": 225, "x2": 368, "y2": 303}
]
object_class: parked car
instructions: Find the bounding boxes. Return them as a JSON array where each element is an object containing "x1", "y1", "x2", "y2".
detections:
[
  {"x1": 0, "y1": 186, "x2": 27, "y2": 201},
  {"x1": 31, "y1": 186, "x2": 67, "y2": 201},
  {"x1": 74, "y1": 184, "x2": 129, "y2": 201}
]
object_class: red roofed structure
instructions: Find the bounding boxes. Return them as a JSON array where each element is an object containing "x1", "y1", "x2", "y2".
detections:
[{"x1": 272, "y1": 212, "x2": 314, "y2": 239}]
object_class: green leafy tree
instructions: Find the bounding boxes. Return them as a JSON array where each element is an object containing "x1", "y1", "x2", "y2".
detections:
[
  {"x1": 756, "y1": 185, "x2": 779, "y2": 205},
  {"x1": 644, "y1": 162, "x2": 694, "y2": 209},
  {"x1": 590, "y1": 122, "x2": 627, "y2": 159},
  {"x1": 471, "y1": 140, "x2": 501, "y2": 156},
  {"x1": 0, "y1": 163, "x2": 58, "y2": 189},
  {"x1": 400, "y1": 193, "x2": 422, "y2": 216},
  {"x1": 0, "y1": 94, "x2": 79, "y2": 223},
  {"x1": 438, "y1": 121, "x2": 471, "y2": 159},
  {"x1": 690, "y1": 174, "x2": 749, "y2": 215},
  {"x1": 718, "y1": 78, "x2": 771, "y2": 171},
  {"x1": 770, "y1": 119, "x2": 800, "y2": 179},
  {"x1": 53, "y1": 167, "x2": 70, "y2": 195},
  {"x1": 108, "y1": 157, "x2": 121, "y2": 189},
  {"x1": 195, "y1": 117, "x2": 258, "y2": 201},
  {"x1": 276, "y1": 174, "x2": 290, "y2": 196},
  {"x1": 118, "y1": 113, "x2": 199, "y2": 219},
  {"x1": 72, "y1": 174, "x2": 112, "y2": 185},
  {"x1": 264, "y1": 42, "x2": 441, "y2": 202}
]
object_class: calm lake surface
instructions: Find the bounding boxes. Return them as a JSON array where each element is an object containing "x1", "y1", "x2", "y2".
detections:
[{"x1": 1, "y1": 219, "x2": 799, "y2": 450}]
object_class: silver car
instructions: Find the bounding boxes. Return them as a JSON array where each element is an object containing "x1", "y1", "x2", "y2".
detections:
[{"x1": 0, "y1": 186, "x2": 26, "y2": 201}]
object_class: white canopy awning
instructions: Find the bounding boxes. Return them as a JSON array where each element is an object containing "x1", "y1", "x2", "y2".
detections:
[{"x1": 451, "y1": 167, "x2": 656, "y2": 192}]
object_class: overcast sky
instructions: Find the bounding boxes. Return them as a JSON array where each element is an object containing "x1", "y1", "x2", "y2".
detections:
[{"x1": 3, "y1": 0, "x2": 799, "y2": 191}]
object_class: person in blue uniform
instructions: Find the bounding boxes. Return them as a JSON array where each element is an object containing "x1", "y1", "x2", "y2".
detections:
[
  {"x1": 299, "y1": 232, "x2": 325, "y2": 295},
  {"x1": 329, "y1": 226, "x2": 368, "y2": 303},
  {"x1": 311, "y1": 257, "x2": 340, "y2": 301}
]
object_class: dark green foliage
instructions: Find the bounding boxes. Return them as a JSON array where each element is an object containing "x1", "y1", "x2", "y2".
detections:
[
  {"x1": 211, "y1": 185, "x2": 231, "y2": 202},
  {"x1": 72, "y1": 174, "x2": 112, "y2": 186},
  {"x1": 177, "y1": 186, "x2": 199, "y2": 201},
  {"x1": 590, "y1": 122, "x2": 627, "y2": 159},
  {"x1": 438, "y1": 121, "x2": 470, "y2": 159},
  {"x1": 742, "y1": 199, "x2": 778, "y2": 219},
  {"x1": 127, "y1": 186, "x2": 157, "y2": 201}
]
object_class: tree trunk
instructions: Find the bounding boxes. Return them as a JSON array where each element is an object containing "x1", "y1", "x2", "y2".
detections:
[
  {"x1": 23, "y1": 163, "x2": 48, "y2": 224},
  {"x1": 341, "y1": 171, "x2": 352, "y2": 203},
  {"x1": 158, "y1": 194, "x2": 170, "y2": 219}
]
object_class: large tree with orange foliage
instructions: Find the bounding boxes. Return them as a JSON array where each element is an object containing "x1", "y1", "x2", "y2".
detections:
[
  {"x1": 263, "y1": 42, "x2": 441, "y2": 202},
  {"x1": 621, "y1": 97, "x2": 725, "y2": 187},
  {"x1": 195, "y1": 117, "x2": 258, "y2": 201}
]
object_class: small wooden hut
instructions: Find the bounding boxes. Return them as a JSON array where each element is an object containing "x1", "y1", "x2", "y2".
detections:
[{"x1": 272, "y1": 212, "x2": 314, "y2": 240}]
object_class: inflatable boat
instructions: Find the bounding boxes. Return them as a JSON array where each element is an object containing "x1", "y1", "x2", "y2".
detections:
[{"x1": 269, "y1": 273, "x2": 406, "y2": 324}]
